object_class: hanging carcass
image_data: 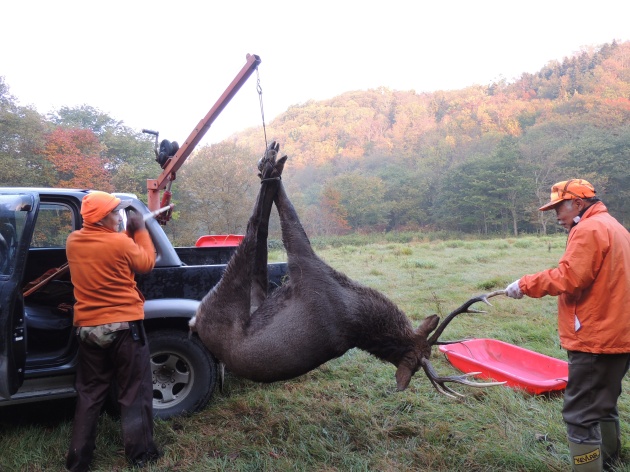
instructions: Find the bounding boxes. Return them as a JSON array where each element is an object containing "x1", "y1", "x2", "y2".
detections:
[{"x1": 190, "y1": 142, "x2": 504, "y2": 397}]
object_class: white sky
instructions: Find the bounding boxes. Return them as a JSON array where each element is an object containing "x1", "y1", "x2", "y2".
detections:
[{"x1": 2, "y1": 1, "x2": 629, "y2": 147}]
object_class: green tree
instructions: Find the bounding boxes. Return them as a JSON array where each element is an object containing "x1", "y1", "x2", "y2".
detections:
[
  {"x1": 433, "y1": 159, "x2": 499, "y2": 233},
  {"x1": 433, "y1": 138, "x2": 535, "y2": 235},
  {"x1": 377, "y1": 163, "x2": 430, "y2": 230},
  {"x1": 106, "y1": 130, "x2": 157, "y2": 197},
  {"x1": 519, "y1": 120, "x2": 572, "y2": 235},
  {"x1": 0, "y1": 76, "x2": 50, "y2": 186},
  {"x1": 49, "y1": 105, "x2": 156, "y2": 196},
  {"x1": 169, "y1": 142, "x2": 260, "y2": 245},
  {"x1": 562, "y1": 124, "x2": 630, "y2": 226},
  {"x1": 485, "y1": 137, "x2": 536, "y2": 236},
  {"x1": 49, "y1": 105, "x2": 120, "y2": 135},
  {"x1": 322, "y1": 172, "x2": 389, "y2": 231}
]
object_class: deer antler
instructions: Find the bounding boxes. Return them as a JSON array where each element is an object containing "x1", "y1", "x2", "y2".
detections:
[
  {"x1": 427, "y1": 290, "x2": 505, "y2": 345},
  {"x1": 420, "y1": 357, "x2": 506, "y2": 399},
  {"x1": 423, "y1": 290, "x2": 507, "y2": 398}
]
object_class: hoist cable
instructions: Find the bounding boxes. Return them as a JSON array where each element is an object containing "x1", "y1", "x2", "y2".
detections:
[{"x1": 256, "y1": 68, "x2": 268, "y2": 152}]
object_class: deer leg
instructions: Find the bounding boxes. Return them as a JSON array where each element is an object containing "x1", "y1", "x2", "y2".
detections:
[
  {"x1": 249, "y1": 197, "x2": 271, "y2": 310},
  {"x1": 274, "y1": 181, "x2": 318, "y2": 271},
  {"x1": 249, "y1": 182, "x2": 277, "y2": 309},
  {"x1": 192, "y1": 146, "x2": 283, "y2": 331},
  {"x1": 250, "y1": 145, "x2": 286, "y2": 309}
]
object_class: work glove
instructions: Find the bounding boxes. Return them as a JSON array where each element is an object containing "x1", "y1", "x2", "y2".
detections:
[
  {"x1": 505, "y1": 279, "x2": 523, "y2": 299},
  {"x1": 126, "y1": 212, "x2": 145, "y2": 237}
]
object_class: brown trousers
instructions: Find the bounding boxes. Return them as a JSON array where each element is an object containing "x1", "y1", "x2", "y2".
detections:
[{"x1": 66, "y1": 322, "x2": 159, "y2": 471}]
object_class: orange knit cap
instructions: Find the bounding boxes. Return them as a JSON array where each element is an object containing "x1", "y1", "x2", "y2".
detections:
[{"x1": 81, "y1": 191, "x2": 132, "y2": 224}]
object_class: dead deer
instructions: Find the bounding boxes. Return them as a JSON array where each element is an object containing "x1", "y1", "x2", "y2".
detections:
[{"x1": 190, "y1": 142, "x2": 504, "y2": 398}]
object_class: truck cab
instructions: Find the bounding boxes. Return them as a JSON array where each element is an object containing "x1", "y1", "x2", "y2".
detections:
[{"x1": 0, "y1": 188, "x2": 286, "y2": 418}]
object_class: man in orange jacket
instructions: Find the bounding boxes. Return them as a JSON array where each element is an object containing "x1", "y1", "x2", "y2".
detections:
[
  {"x1": 65, "y1": 191, "x2": 159, "y2": 471},
  {"x1": 505, "y1": 179, "x2": 630, "y2": 472}
]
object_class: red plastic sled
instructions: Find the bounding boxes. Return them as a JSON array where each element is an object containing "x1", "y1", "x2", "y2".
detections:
[
  {"x1": 438, "y1": 338, "x2": 568, "y2": 395},
  {"x1": 195, "y1": 234, "x2": 244, "y2": 247}
]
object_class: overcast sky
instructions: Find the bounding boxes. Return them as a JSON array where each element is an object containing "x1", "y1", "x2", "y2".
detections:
[{"x1": 2, "y1": 1, "x2": 628, "y2": 147}]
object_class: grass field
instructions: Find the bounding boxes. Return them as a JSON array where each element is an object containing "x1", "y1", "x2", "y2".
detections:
[{"x1": 2, "y1": 233, "x2": 629, "y2": 471}]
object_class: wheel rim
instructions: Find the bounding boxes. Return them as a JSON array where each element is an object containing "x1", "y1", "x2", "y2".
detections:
[{"x1": 151, "y1": 349, "x2": 194, "y2": 410}]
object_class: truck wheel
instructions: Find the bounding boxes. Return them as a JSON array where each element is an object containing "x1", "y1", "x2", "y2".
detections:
[{"x1": 148, "y1": 330, "x2": 217, "y2": 419}]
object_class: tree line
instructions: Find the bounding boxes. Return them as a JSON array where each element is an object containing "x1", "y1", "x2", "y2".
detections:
[{"x1": 1, "y1": 40, "x2": 628, "y2": 244}]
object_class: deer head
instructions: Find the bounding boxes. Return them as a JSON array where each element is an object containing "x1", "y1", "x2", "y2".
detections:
[{"x1": 396, "y1": 291, "x2": 507, "y2": 397}]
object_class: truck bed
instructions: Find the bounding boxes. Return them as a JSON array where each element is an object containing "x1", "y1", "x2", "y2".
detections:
[{"x1": 174, "y1": 246, "x2": 237, "y2": 266}]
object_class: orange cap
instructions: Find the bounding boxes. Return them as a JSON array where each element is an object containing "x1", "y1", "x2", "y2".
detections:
[
  {"x1": 539, "y1": 179, "x2": 596, "y2": 211},
  {"x1": 81, "y1": 191, "x2": 132, "y2": 223}
]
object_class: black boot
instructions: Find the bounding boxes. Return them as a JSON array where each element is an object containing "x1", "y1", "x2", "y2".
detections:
[{"x1": 601, "y1": 420, "x2": 621, "y2": 470}]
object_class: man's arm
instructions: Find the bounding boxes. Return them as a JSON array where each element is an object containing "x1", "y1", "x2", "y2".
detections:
[
  {"x1": 513, "y1": 224, "x2": 607, "y2": 298},
  {"x1": 124, "y1": 213, "x2": 156, "y2": 274}
]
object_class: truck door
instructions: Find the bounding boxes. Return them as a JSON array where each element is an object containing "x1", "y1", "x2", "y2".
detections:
[{"x1": 0, "y1": 192, "x2": 39, "y2": 398}]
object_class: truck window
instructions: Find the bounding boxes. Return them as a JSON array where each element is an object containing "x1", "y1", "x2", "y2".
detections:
[
  {"x1": 0, "y1": 196, "x2": 30, "y2": 275},
  {"x1": 31, "y1": 203, "x2": 75, "y2": 248}
]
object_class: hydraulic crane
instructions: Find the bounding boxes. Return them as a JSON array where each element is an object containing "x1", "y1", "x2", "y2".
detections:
[{"x1": 143, "y1": 53, "x2": 262, "y2": 224}]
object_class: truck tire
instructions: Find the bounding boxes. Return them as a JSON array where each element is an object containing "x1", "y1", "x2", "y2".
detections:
[{"x1": 148, "y1": 330, "x2": 217, "y2": 419}]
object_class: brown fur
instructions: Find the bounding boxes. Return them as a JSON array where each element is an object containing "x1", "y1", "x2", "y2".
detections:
[{"x1": 190, "y1": 143, "x2": 493, "y2": 393}]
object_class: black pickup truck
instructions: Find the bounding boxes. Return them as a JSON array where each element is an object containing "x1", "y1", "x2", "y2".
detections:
[{"x1": 0, "y1": 188, "x2": 287, "y2": 418}]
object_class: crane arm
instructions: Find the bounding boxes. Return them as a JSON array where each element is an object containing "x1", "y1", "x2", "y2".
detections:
[{"x1": 147, "y1": 53, "x2": 262, "y2": 213}]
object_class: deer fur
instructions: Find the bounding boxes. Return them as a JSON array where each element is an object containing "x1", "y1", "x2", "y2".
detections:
[{"x1": 190, "y1": 143, "x2": 500, "y2": 394}]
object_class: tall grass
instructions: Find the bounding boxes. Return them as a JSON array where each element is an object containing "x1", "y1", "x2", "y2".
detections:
[{"x1": 3, "y1": 234, "x2": 630, "y2": 471}]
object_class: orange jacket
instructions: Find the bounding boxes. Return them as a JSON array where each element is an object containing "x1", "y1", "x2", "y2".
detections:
[
  {"x1": 66, "y1": 223, "x2": 155, "y2": 326},
  {"x1": 519, "y1": 202, "x2": 630, "y2": 353}
]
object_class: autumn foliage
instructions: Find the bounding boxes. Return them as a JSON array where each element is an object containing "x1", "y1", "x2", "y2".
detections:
[
  {"x1": 41, "y1": 127, "x2": 113, "y2": 191},
  {"x1": 227, "y1": 41, "x2": 630, "y2": 236},
  {"x1": 1, "y1": 41, "x2": 629, "y2": 241}
]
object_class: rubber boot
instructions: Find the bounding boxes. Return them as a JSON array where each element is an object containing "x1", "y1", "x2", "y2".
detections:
[
  {"x1": 569, "y1": 441, "x2": 603, "y2": 472},
  {"x1": 600, "y1": 420, "x2": 621, "y2": 470}
]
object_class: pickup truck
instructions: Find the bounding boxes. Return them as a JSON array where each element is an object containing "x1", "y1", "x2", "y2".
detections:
[{"x1": 0, "y1": 188, "x2": 287, "y2": 418}]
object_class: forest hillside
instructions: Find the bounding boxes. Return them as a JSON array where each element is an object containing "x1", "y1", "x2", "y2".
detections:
[
  {"x1": 1, "y1": 41, "x2": 628, "y2": 243},
  {"x1": 225, "y1": 40, "x2": 629, "y2": 237}
]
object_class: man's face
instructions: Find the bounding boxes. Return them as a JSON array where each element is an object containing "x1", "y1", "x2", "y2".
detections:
[
  {"x1": 554, "y1": 199, "x2": 581, "y2": 230},
  {"x1": 100, "y1": 209, "x2": 123, "y2": 232}
]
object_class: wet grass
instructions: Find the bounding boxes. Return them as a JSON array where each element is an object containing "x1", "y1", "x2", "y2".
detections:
[{"x1": 2, "y1": 234, "x2": 630, "y2": 471}]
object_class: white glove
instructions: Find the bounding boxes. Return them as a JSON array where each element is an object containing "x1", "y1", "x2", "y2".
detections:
[{"x1": 505, "y1": 279, "x2": 523, "y2": 299}]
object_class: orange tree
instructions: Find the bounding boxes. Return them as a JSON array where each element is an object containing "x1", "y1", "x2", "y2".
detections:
[{"x1": 41, "y1": 127, "x2": 113, "y2": 191}]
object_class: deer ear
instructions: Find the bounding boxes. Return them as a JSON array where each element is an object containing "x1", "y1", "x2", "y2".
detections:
[
  {"x1": 395, "y1": 364, "x2": 413, "y2": 391},
  {"x1": 416, "y1": 314, "x2": 439, "y2": 336}
]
